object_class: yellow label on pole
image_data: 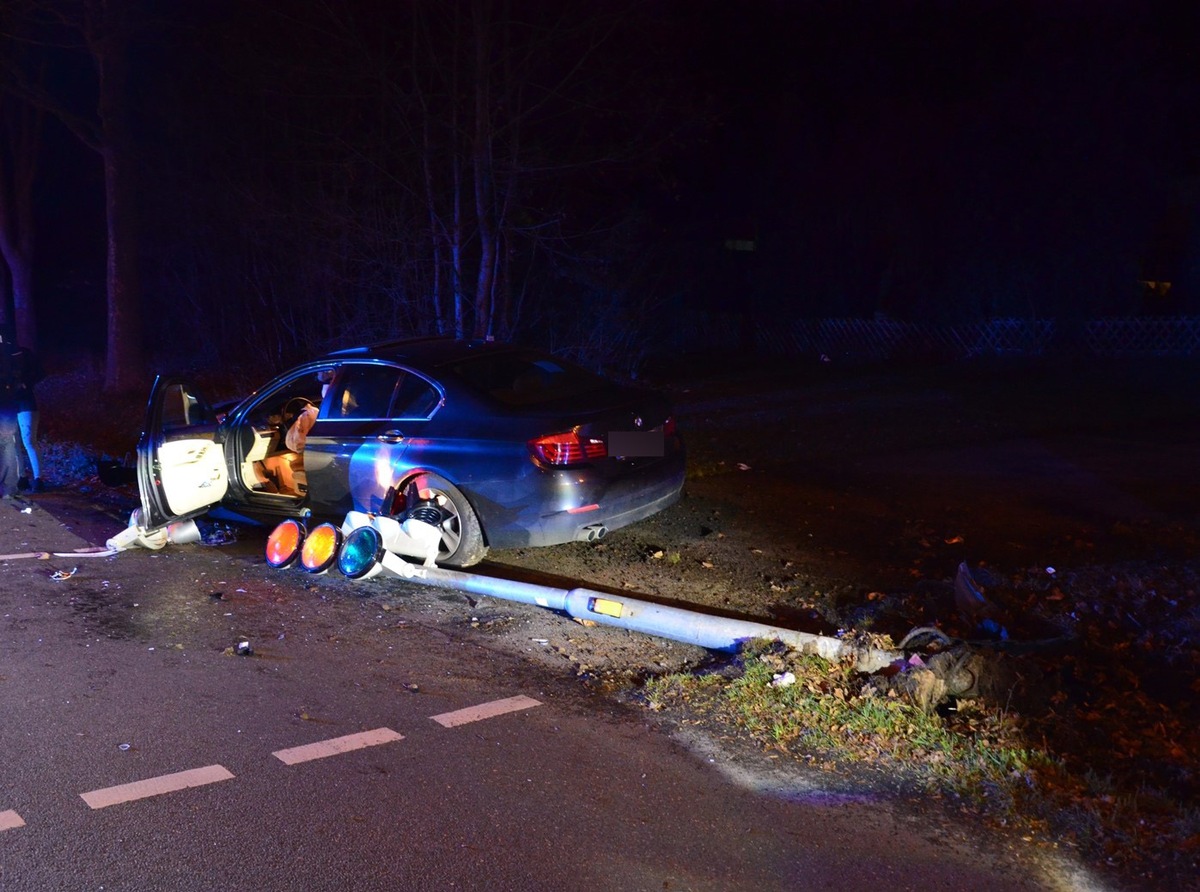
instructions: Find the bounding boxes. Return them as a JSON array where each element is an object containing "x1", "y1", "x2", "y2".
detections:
[{"x1": 589, "y1": 597, "x2": 624, "y2": 618}]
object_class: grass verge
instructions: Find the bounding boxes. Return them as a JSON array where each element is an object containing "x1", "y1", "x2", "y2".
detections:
[{"x1": 641, "y1": 640, "x2": 1198, "y2": 888}]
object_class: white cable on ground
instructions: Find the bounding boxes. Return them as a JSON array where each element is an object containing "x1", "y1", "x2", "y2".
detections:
[{"x1": 0, "y1": 547, "x2": 119, "y2": 560}]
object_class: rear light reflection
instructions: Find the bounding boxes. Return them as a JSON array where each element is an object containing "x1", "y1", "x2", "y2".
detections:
[{"x1": 529, "y1": 430, "x2": 606, "y2": 466}]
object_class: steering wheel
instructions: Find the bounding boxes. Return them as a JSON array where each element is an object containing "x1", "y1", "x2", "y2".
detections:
[{"x1": 282, "y1": 396, "x2": 313, "y2": 426}]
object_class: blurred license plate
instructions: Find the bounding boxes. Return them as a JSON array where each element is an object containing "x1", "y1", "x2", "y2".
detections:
[{"x1": 608, "y1": 430, "x2": 664, "y2": 457}]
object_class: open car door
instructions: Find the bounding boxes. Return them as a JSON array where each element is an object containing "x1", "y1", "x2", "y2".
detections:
[{"x1": 136, "y1": 377, "x2": 229, "y2": 530}]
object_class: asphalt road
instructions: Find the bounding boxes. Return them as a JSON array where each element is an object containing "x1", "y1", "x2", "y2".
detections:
[{"x1": 0, "y1": 497, "x2": 1097, "y2": 891}]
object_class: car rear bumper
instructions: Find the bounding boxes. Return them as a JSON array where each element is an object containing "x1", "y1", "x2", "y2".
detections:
[
  {"x1": 477, "y1": 453, "x2": 686, "y2": 550},
  {"x1": 562, "y1": 483, "x2": 684, "y2": 542}
]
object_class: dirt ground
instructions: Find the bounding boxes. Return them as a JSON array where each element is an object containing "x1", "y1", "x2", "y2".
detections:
[
  {"x1": 38, "y1": 352, "x2": 1200, "y2": 694},
  {"x1": 32, "y1": 353, "x2": 1200, "y2": 888}
]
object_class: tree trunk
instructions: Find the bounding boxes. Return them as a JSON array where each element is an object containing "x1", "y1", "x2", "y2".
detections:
[
  {"x1": 100, "y1": 143, "x2": 143, "y2": 391},
  {"x1": 94, "y1": 13, "x2": 144, "y2": 393},
  {"x1": 0, "y1": 96, "x2": 42, "y2": 348},
  {"x1": 470, "y1": 0, "x2": 495, "y2": 340}
]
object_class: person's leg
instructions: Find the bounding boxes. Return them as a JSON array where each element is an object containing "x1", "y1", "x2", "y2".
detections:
[
  {"x1": 16, "y1": 409, "x2": 39, "y2": 484},
  {"x1": 0, "y1": 415, "x2": 19, "y2": 498}
]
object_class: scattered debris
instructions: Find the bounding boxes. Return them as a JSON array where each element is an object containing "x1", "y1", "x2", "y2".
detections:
[
  {"x1": 201, "y1": 525, "x2": 238, "y2": 546},
  {"x1": 953, "y1": 561, "x2": 1009, "y2": 640},
  {"x1": 50, "y1": 567, "x2": 77, "y2": 580}
]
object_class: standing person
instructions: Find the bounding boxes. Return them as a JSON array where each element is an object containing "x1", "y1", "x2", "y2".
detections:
[
  {"x1": 0, "y1": 336, "x2": 21, "y2": 499},
  {"x1": 0, "y1": 329, "x2": 43, "y2": 492},
  {"x1": 12, "y1": 338, "x2": 43, "y2": 492}
]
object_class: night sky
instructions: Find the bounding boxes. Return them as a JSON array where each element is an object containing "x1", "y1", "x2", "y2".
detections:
[{"x1": 7, "y1": 0, "x2": 1200, "y2": 367}]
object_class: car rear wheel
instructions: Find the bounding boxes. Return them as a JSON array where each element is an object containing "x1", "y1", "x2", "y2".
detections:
[{"x1": 399, "y1": 472, "x2": 488, "y2": 568}]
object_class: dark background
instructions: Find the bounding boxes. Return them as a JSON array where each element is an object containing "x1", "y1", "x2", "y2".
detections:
[{"x1": 9, "y1": 0, "x2": 1200, "y2": 377}]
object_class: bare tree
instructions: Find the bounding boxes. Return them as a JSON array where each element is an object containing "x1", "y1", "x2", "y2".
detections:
[
  {"x1": 2, "y1": 0, "x2": 147, "y2": 390},
  {"x1": 0, "y1": 92, "x2": 43, "y2": 347}
]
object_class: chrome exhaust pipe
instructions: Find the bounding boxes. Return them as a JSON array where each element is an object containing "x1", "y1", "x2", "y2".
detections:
[{"x1": 577, "y1": 523, "x2": 608, "y2": 542}]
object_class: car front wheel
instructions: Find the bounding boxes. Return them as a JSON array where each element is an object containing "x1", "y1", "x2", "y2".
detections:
[{"x1": 398, "y1": 472, "x2": 488, "y2": 568}]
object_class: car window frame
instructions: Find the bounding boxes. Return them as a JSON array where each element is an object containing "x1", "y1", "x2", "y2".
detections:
[{"x1": 320, "y1": 360, "x2": 444, "y2": 422}]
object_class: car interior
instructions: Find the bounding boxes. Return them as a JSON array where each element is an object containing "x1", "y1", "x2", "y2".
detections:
[
  {"x1": 235, "y1": 363, "x2": 441, "y2": 499},
  {"x1": 239, "y1": 371, "x2": 331, "y2": 498}
]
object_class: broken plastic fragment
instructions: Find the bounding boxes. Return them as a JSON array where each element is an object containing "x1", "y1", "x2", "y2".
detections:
[
  {"x1": 202, "y1": 526, "x2": 237, "y2": 546},
  {"x1": 50, "y1": 567, "x2": 77, "y2": 580},
  {"x1": 771, "y1": 671, "x2": 796, "y2": 687}
]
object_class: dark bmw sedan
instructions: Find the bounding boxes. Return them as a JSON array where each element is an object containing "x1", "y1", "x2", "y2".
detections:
[{"x1": 136, "y1": 337, "x2": 685, "y2": 567}]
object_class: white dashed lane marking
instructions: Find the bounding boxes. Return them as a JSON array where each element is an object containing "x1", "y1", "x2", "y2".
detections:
[
  {"x1": 80, "y1": 764, "x2": 235, "y2": 810},
  {"x1": 272, "y1": 727, "x2": 404, "y2": 765},
  {"x1": 431, "y1": 695, "x2": 542, "y2": 728},
  {"x1": 0, "y1": 809, "x2": 25, "y2": 831},
  {"x1": 17, "y1": 696, "x2": 542, "y2": 825}
]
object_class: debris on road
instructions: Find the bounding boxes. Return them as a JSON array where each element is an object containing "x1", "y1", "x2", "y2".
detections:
[
  {"x1": 201, "y1": 525, "x2": 238, "y2": 546},
  {"x1": 953, "y1": 561, "x2": 1009, "y2": 640}
]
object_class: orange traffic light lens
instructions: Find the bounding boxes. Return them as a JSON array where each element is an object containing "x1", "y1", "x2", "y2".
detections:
[
  {"x1": 300, "y1": 522, "x2": 343, "y2": 574},
  {"x1": 266, "y1": 519, "x2": 305, "y2": 569}
]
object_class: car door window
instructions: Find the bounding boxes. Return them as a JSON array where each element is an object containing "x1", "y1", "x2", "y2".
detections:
[
  {"x1": 324, "y1": 364, "x2": 441, "y2": 420},
  {"x1": 161, "y1": 383, "x2": 217, "y2": 430},
  {"x1": 325, "y1": 365, "x2": 400, "y2": 419},
  {"x1": 392, "y1": 372, "x2": 441, "y2": 418}
]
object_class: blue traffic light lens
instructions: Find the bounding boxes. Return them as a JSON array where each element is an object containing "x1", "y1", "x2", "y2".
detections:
[{"x1": 338, "y1": 525, "x2": 385, "y2": 579}]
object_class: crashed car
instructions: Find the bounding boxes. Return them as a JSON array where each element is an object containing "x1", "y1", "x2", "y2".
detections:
[{"x1": 135, "y1": 337, "x2": 686, "y2": 567}]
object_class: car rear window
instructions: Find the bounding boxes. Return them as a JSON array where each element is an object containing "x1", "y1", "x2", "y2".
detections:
[{"x1": 448, "y1": 351, "x2": 605, "y2": 408}]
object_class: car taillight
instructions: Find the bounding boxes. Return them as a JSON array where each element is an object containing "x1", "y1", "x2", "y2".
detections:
[{"x1": 529, "y1": 430, "x2": 607, "y2": 466}]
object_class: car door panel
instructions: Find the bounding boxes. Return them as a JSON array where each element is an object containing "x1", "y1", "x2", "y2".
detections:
[
  {"x1": 304, "y1": 363, "x2": 442, "y2": 518},
  {"x1": 136, "y1": 377, "x2": 230, "y2": 529}
]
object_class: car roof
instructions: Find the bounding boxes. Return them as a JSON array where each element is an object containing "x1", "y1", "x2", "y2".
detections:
[{"x1": 323, "y1": 337, "x2": 522, "y2": 368}]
